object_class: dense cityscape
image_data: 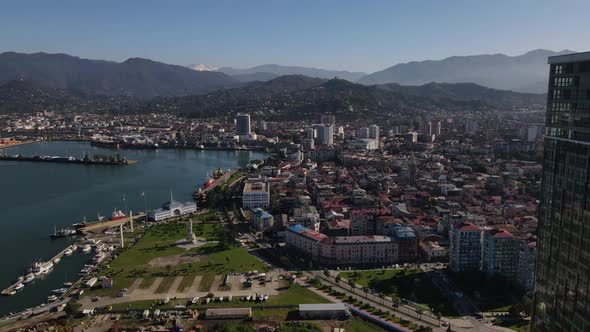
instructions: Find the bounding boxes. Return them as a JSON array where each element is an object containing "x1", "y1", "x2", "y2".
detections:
[{"x1": 1, "y1": 1, "x2": 589, "y2": 332}]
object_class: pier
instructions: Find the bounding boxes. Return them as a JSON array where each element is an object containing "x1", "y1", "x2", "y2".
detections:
[
  {"x1": 79, "y1": 213, "x2": 146, "y2": 233},
  {"x1": 1, "y1": 244, "x2": 74, "y2": 296},
  {"x1": 0, "y1": 155, "x2": 135, "y2": 166}
]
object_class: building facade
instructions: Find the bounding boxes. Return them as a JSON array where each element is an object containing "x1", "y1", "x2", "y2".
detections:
[
  {"x1": 235, "y1": 113, "x2": 251, "y2": 136},
  {"x1": 286, "y1": 224, "x2": 398, "y2": 266},
  {"x1": 242, "y1": 180, "x2": 270, "y2": 209},
  {"x1": 449, "y1": 222, "x2": 482, "y2": 273},
  {"x1": 533, "y1": 51, "x2": 590, "y2": 331},
  {"x1": 481, "y1": 228, "x2": 519, "y2": 280}
]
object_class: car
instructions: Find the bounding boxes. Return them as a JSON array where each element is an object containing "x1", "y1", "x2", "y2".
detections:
[
  {"x1": 91, "y1": 296, "x2": 100, "y2": 302},
  {"x1": 454, "y1": 291, "x2": 464, "y2": 298},
  {"x1": 116, "y1": 292, "x2": 124, "y2": 297}
]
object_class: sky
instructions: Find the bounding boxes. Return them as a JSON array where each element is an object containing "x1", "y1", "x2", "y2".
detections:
[{"x1": 1, "y1": 0, "x2": 589, "y2": 73}]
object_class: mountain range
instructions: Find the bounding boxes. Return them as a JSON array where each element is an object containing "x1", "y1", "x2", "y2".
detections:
[
  {"x1": 0, "y1": 52, "x2": 238, "y2": 98},
  {"x1": 357, "y1": 49, "x2": 575, "y2": 93}
]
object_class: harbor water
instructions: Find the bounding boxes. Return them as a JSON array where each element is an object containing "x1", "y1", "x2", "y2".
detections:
[{"x1": 0, "y1": 141, "x2": 266, "y2": 315}]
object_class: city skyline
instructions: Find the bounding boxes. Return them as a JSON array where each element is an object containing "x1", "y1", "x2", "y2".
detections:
[{"x1": 1, "y1": 0, "x2": 588, "y2": 72}]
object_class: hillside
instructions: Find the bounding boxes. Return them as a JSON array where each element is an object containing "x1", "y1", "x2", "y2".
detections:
[
  {"x1": 0, "y1": 80, "x2": 138, "y2": 114},
  {"x1": 358, "y1": 49, "x2": 574, "y2": 93},
  {"x1": 0, "y1": 52, "x2": 238, "y2": 98},
  {"x1": 142, "y1": 76, "x2": 542, "y2": 120}
]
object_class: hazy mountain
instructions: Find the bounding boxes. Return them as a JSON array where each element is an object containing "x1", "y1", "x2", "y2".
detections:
[
  {"x1": 0, "y1": 52, "x2": 237, "y2": 98},
  {"x1": 358, "y1": 49, "x2": 576, "y2": 93},
  {"x1": 376, "y1": 82, "x2": 546, "y2": 107},
  {"x1": 187, "y1": 64, "x2": 218, "y2": 71},
  {"x1": 230, "y1": 72, "x2": 279, "y2": 83},
  {"x1": 143, "y1": 75, "x2": 542, "y2": 119},
  {"x1": 218, "y1": 64, "x2": 366, "y2": 82}
]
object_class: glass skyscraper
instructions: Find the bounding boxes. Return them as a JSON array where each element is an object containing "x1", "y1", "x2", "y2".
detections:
[{"x1": 533, "y1": 51, "x2": 590, "y2": 331}]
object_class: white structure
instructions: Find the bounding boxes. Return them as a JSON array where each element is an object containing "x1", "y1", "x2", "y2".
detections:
[
  {"x1": 242, "y1": 180, "x2": 270, "y2": 209},
  {"x1": 149, "y1": 191, "x2": 197, "y2": 221},
  {"x1": 186, "y1": 219, "x2": 197, "y2": 244}
]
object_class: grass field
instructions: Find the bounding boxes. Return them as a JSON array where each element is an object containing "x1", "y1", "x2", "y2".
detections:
[
  {"x1": 345, "y1": 317, "x2": 388, "y2": 332},
  {"x1": 155, "y1": 277, "x2": 176, "y2": 293},
  {"x1": 177, "y1": 275, "x2": 196, "y2": 292},
  {"x1": 85, "y1": 218, "x2": 265, "y2": 297},
  {"x1": 342, "y1": 269, "x2": 456, "y2": 315},
  {"x1": 106, "y1": 284, "x2": 329, "y2": 312}
]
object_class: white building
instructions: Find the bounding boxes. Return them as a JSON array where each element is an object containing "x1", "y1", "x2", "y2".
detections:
[
  {"x1": 149, "y1": 192, "x2": 196, "y2": 221},
  {"x1": 242, "y1": 179, "x2": 270, "y2": 209}
]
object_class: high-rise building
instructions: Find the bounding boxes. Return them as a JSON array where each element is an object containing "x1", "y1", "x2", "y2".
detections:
[
  {"x1": 358, "y1": 127, "x2": 369, "y2": 138},
  {"x1": 481, "y1": 228, "x2": 519, "y2": 280},
  {"x1": 235, "y1": 113, "x2": 251, "y2": 136},
  {"x1": 312, "y1": 124, "x2": 334, "y2": 146},
  {"x1": 533, "y1": 51, "x2": 590, "y2": 331},
  {"x1": 320, "y1": 115, "x2": 336, "y2": 126},
  {"x1": 449, "y1": 222, "x2": 481, "y2": 273},
  {"x1": 368, "y1": 124, "x2": 380, "y2": 142}
]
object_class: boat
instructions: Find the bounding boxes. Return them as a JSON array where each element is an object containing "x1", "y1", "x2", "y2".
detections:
[
  {"x1": 50, "y1": 225, "x2": 78, "y2": 239},
  {"x1": 203, "y1": 174, "x2": 215, "y2": 188},
  {"x1": 29, "y1": 261, "x2": 54, "y2": 275},
  {"x1": 52, "y1": 287, "x2": 68, "y2": 295},
  {"x1": 53, "y1": 257, "x2": 60, "y2": 264},
  {"x1": 47, "y1": 295, "x2": 58, "y2": 302},
  {"x1": 81, "y1": 245, "x2": 92, "y2": 253},
  {"x1": 63, "y1": 248, "x2": 73, "y2": 256},
  {"x1": 111, "y1": 209, "x2": 126, "y2": 221},
  {"x1": 23, "y1": 274, "x2": 35, "y2": 284},
  {"x1": 191, "y1": 297, "x2": 199, "y2": 304},
  {"x1": 14, "y1": 284, "x2": 24, "y2": 291},
  {"x1": 64, "y1": 282, "x2": 74, "y2": 287}
]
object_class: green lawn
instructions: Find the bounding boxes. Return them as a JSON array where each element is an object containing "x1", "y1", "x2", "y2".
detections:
[
  {"x1": 104, "y1": 284, "x2": 329, "y2": 312},
  {"x1": 345, "y1": 317, "x2": 388, "y2": 332},
  {"x1": 155, "y1": 277, "x2": 176, "y2": 293},
  {"x1": 85, "y1": 218, "x2": 265, "y2": 297},
  {"x1": 497, "y1": 318, "x2": 530, "y2": 332},
  {"x1": 177, "y1": 275, "x2": 196, "y2": 292},
  {"x1": 341, "y1": 269, "x2": 456, "y2": 315}
]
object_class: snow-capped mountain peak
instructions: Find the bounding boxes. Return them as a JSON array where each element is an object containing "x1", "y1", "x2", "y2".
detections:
[{"x1": 187, "y1": 64, "x2": 218, "y2": 71}]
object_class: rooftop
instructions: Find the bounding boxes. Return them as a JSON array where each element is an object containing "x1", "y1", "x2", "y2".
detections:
[{"x1": 548, "y1": 51, "x2": 590, "y2": 64}]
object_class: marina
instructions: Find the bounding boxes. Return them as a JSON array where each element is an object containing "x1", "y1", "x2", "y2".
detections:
[{"x1": 0, "y1": 140, "x2": 265, "y2": 316}]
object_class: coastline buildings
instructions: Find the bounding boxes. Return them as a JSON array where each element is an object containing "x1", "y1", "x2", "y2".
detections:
[{"x1": 532, "y1": 51, "x2": 590, "y2": 331}]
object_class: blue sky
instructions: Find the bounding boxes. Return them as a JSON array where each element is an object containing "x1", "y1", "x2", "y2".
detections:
[{"x1": 1, "y1": 0, "x2": 588, "y2": 72}]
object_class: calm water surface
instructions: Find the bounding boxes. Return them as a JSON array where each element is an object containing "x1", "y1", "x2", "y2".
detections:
[{"x1": 0, "y1": 141, "x2": 265, "y2": 315}]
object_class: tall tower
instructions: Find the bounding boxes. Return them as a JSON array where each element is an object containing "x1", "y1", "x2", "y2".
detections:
[
  {"x1": 235, "y1": 113, "x2": 251, "y2": 136},
  {"x1": 532, "y1": 51, "x2": 590, "y2": 331}
]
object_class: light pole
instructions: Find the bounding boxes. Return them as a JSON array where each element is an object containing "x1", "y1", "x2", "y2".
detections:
[{"x1": 141, "y1": 192, "x2": 148, "y2": 223}]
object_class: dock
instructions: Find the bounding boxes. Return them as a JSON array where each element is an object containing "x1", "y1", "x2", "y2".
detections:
[
  {"x1": 0, "y1": 155, "x2": 134, "y2": 166},
  {"x1": 1, "y1": 244, "x2": 76, "y2": 296},
  {"x1": 79, "y1": 213, "x2": 146, "y2": 233}
]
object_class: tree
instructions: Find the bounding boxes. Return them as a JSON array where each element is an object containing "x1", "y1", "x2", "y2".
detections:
[{"x1": 348, "y1": 279, "x2": 356, "y2": 291}]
